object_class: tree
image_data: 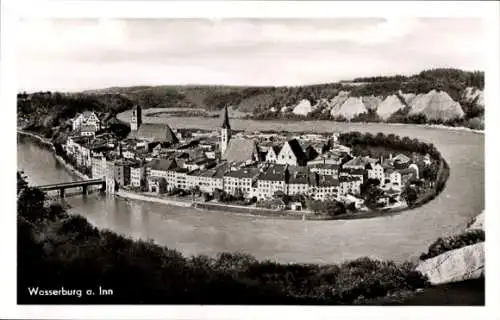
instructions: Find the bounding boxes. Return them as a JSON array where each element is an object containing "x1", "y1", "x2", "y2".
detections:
[
  {"x1": 402, "y1": 185, "x2": 418, "y2": 207},
  {"x1": 158, "y1": 178, "x2": 168, "y2": 194},
  {"x1": 364, "y1": 185, "x2": 385, "y2": 209}
]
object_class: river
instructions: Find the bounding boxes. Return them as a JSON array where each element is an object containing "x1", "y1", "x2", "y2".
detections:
[{"x1": 17, "y1": 117, "x2": 484, "y2": 264}]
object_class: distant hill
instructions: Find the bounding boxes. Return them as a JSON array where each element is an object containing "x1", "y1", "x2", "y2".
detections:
[{"x1": 21, "y1": 68, "x2": 485, "y2": 130}]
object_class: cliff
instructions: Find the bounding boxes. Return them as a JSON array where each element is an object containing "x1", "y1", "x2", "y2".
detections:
[
  {"x1": 416, "y1": 242, "x2": 484, "y2": 286},
  {"x1": 409, "y1": 90, "x2": 465, "y2": 121},
  {"x1": 376, "y1": 94, "x2": 406, "y2": 120},
  {"x1": 331, "y1": 97, "x2": 367, "y2": 120}
]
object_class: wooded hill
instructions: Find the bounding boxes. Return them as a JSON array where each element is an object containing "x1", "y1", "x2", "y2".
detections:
[{"x1": 18, "y1": 68, "x2": 485, "y2": 132}]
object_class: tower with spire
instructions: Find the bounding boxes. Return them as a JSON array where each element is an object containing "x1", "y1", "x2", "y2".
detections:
[
  {"x1": 220, "y1": 105, "x2": 231, "y2": 155},
  {"x1": 130, "y1": 105, "x2": 142, "y2": 131}
]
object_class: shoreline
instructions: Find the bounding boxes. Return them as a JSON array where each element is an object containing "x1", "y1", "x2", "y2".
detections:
[
  {"x1": 17, "y1": 130, "x2": 90, "y2": 181},
  {"x1": 17, "y1": 129, "x2": 444, "y2": 221}
]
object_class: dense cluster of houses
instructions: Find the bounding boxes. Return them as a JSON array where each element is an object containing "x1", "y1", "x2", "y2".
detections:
[{"x1": 64, "y1": 107, "x2": 428, "y2": 209}]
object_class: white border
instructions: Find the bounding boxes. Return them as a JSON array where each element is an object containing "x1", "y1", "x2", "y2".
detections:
[{"x1": 1, "y1": 1, "x2": 498, "y2": 319}]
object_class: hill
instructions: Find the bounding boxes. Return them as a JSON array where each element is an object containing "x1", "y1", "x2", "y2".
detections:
[{"x1": 20, "y1": 68, "x2": 485, "y2": 130}]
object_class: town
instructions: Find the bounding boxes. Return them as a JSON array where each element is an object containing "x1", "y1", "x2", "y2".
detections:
[{"x1": 61, "y1": 105, "x2": 431, "y2": 215}]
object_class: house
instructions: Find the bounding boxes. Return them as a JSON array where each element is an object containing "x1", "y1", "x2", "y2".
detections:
[
  {"x1": 287, "y1": 170, "x2": 309, "y2": 196},
  {"x1": 147, "y1": 176, "x2": 166, "y2": 194},
  {"x1": 130, "y1": 164, "x2": 146, "y2": 188},
  {"x1": 265, "y1": 146, "x2": 281, "y2": 163},
  {"x1": 276, "y1": 139, "x2": 308, "y2": 166},
  {"x1": 186, "y1": 165, "x2": 226, "y2": 194},
  {"x1": 79, "y1": 124, "x2": 98, "y2": 137},
  {"x1": 256, "y1": 164, "x2": 288, "y2": 200},
  {"x1": 308, "y1": 163, "x2": 339, "y2": 177},
  {"x1": 309, "y1": 173, "x2": 340, "y2": 201},
  {"x1": 91, "y1": 155, "x2": 107, "y2": 179},
  {"x1": 223, "y1": 167, "x2": 260, "y2": 197},
  {"x1": 385, "y1": 169, "x2": 402, "y2": 189},
  {"x1": 72, "y1": 111, "x2": 100, "y2": 132},
  {"x1": 290, "y1": 202, "x2": 303, "y2": 211},
  {"x1": 339, "y1": 176, "x2": 362, "y2": 196},
  {"x1": 366, "y1": 162, "x2": 385, "y2": 185}
]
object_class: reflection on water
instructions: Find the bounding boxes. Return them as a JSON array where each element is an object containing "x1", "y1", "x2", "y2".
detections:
[{"x1": 17, "y1": 125, "x2": 484, "y2": 264}]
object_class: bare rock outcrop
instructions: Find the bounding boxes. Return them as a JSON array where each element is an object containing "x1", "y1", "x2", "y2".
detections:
[
  {"x1": 292, "y1": 99, "x2": 313, "y2": 116},
  {"x1": 376, "y1": 95, "x2": 406, "y2": 120},
  {"x1": 409, "y1": 90, "x2": 465, "y2": 121},
  {"x1": 467, "y1": 211, "x2": 485, "y2": 231},
  {"x1": 416, "y1": 242, "x2": 484, "y2": 286},
  {"x1": 326, "y1": 91, "x2": 350, "y2": 114},
  {"x1": 331, "y1": 97, "x2": 367, "y2": 120}
]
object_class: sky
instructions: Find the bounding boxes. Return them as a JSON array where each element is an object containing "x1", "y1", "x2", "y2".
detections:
[{"x1": 17, "y1": 18, "x2": 485, "y2": 92}]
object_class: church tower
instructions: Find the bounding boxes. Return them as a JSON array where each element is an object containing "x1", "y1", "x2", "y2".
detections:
[
  {"x1": 131, "y1": 105, "x2": 142, "y2": 131},
  {"x1": 220, "y1": 105, "x2": 231, "y2": 155}
]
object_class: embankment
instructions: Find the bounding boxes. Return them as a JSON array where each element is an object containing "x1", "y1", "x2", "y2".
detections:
[{"x1": 17, "y1": 130, "x2": 90, "y2": 180}]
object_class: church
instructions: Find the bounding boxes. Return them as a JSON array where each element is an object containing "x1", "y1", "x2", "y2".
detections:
[
  {"x1": 220, "y1": 105, "x2": 260, "y2": 163},
  {"x1": 127, "y1": 105, "x2": 179, "y2": 145}
]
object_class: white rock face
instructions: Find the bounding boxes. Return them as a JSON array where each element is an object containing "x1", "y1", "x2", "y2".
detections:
[
  {"x1": 467, "y1": 212, "x2": 485, "y2": 231},
  {"x1": 327, "y1": 91, "x2": 350, "y2": 114},
  {"x1": 409, "y1": 90, "x2": 465, "y2": 121},
  {"x1": 362, "y1": 95, "x2": 382, "y2": 111},
  {"x1": 399, "y1": 90, "x2": 416, "y2": 105},
  {"x1": 331, "y1": 97, "x2": 367, "y2": 120},
  {"x1": 463, "y1": 87, "x2": 485, "y2": 109},
  {"x1": 376, "y1": 95, "x2": 406, "y2": 120},
  {"x1": 292, "y1": 99, "x2": 313, "y2": 116},
  {"x1": 416, "y1": 242, "x2": 485, "y2": 286}
]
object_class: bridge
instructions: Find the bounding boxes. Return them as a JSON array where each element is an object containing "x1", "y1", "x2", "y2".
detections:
[{"x1": 37, "y1": 178, "x2": 106, "y2": 198}]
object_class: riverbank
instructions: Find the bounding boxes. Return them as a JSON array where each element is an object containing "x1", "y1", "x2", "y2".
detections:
[{"x1": 17, "y1": 130, "x2": 90, "y2": 181}]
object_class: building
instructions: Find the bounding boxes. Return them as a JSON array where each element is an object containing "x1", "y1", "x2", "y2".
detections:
[
  {"x1": 112, "y1": 159, "x2": 133, "y2": 187},
  {"x1": 130, "y1": 105, "x2": 142, "y2": 131},
  {"x1": 308, "y1": 163, "x2": 339, "y2": 177},
  {"x1": 71, "y1": 111, "x2": 100, "y2": 132},
  {"x1": 79, "y1": 124, "x2": 98, "y2": 137},
  {"x1": 256, "y1": 165, "x2": 288, "y2": 200},
  {"x1": 385, "y1": 169, "x2": 402, "y2": 189},
  {"x1": 220, "y1": 105, "x2": 231, "y2": 155},
  {"x1": 287, "y1": 169, "x2": 309, "y2": 196},
  {"x1": 265, "y1": 146, "x2": 281, "y2": 163},
  {"x1": 130, "y1": 163, "x2": 146, "y2": 188},
  {"x1": 91, "y1": 156, "x2": 107, "y2": 179},
  {"x1": 309, "y1": 173, "x2": 340, "y2": 201},
  {"x1": 222, "y1": 138, "x2": 260, "y2": 163},
  {"x1": 188, "y1": 164, "x2": 226, "y2": 194},
  {"x1": 223, "y1": 167, "x2": 260, "y2": 197},
  {"x1": 275, "y1": 139, "x2": 308, "y2": 166},
  {"x1": 366, "y1": 162, "x2": 385, "y2": 185},
  {"x1": 339, "y1": 176, "x2": 362, "y2": 196}
]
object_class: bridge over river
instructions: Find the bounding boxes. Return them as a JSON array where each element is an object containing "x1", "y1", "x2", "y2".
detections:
[{"x1": 37, "y1": 178, "x2": 106, "y2": 198}]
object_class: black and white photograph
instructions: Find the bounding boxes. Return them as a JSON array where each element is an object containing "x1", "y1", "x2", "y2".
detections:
[{"x1": 1, "y1": 1, "x2": 499, "y2": 319}]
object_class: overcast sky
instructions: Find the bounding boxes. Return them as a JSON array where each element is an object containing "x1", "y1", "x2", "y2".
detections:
[{"x1": 17, "y1": 18, "x2": 485, "y2": 92}]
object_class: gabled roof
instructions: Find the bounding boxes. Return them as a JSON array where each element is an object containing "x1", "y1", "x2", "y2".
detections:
[
  {"x1": 222, "y1": 138, "x2": 259, "y2": 163},
  {"x1": 283, "y1": 139, "x2": 307, "y2": 163},
  {"x1": 128, "y1": 123, "x2": 179, "y2": 144},
  {"x1": 147, "y1": 158, "x2": 177, "y2": 172}
]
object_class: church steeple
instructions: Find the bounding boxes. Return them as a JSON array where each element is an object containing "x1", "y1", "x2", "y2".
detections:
[
  {"x1": 131, "y1": 105, "x2": 142, "y2": 131},
  {"x1": 220, "y1": 105, "x2": 231, "y2": 155},
  {"x1": 221, "y1": 105, "x2": 231, "y2": 129}
]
